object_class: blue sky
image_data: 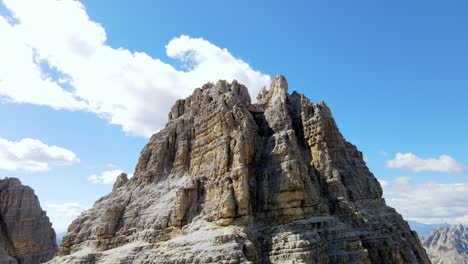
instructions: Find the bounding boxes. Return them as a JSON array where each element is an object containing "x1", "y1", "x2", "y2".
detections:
[{"x1": 0, "y1": 0, "x2": 467, "y2": 232}]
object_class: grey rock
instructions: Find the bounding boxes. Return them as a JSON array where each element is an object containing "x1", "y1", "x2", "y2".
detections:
[
  {"x1": 49, "y1": 75, "x2": 430, "y2": 263},
  {"x1": 424, "y1": 224, "x2": 468, "y2": 264},
  {"x1": 112, "y1": 173, "x2": 129, "y2": 192},
  {"x1": 0, "y1": 177, "x2": 58, "y2": 263}
]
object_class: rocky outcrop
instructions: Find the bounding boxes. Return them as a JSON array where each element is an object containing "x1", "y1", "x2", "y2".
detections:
[
  {"x1": 50, "y1": 75, "x2": 430, "y2": 263},
  {"x1": 0, "y1": 177, "x2": 58, "y2": 263},
  {"x1": 112, "y1": 173, "x2": 129, "y2": 192},
  {"x1": 424, "y1": 224, "x2": 468, "y2": 264}
]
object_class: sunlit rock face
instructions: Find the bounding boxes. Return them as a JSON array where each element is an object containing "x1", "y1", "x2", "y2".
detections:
[
  {"x1": 0, "y1": 177, "x2": 58, "y2": 264},
  {"x1": 50, "y1": 75, "x2": 430, "y2": 264},
  {"x1": 424, "y1": 224, "x2": 468, "y2": 264}
]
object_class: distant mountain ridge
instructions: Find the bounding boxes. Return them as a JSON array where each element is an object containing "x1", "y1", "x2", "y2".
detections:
[
  {"x1": 408, "y1": 220, "x2": 450, "y2": 238},
  {"x1": 423, "y1": 224, "x2": 468, "y2": 264}
]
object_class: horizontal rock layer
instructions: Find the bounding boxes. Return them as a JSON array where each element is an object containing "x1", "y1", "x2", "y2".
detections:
[{"x1": 50, "y1": 75, "x2": 430, "y2": 264}]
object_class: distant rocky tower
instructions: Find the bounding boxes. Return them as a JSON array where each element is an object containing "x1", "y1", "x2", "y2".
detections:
[
  {"x1": 51, "y1": 75, "x2": 430, "y2": 263},
  {"x1": 0, "y1": 177, "x2": 57, "y2": 263},
  {"x1": 424, "y1": 224, "x2": 468, "y2": 264}
]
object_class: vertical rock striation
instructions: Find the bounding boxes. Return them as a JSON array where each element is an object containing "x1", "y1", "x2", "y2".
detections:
[
  {"x1": 50, "y1": 75, "x2": 430, "y2": 263},
  {"x1": 0, "y1": 177, "x2": 58, "y2": 263}
]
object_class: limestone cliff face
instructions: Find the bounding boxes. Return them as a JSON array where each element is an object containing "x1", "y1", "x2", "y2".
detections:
[
  {"x1": 0, "y1": 177, "x2": 58, "y2": 263},
  {"x1": 51, "y1": 75, "x2": 430, "y2": 263},
  {"x1": 424, "y1": 224, "x2": 468, "y2": 264}
]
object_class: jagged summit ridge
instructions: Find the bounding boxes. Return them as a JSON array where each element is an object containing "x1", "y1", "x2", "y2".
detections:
[
  {"x1": 50, "y1": 75, "x2": 430, "y2": 263},
  {"x1": 424, "y1": 224, "x2": 468, "y2": 264}
]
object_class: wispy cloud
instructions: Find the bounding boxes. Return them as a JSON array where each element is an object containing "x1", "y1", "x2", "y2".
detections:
[
  {"x1": 386, "y1": 152, "x2": 465, "y2": 174},
  {"x1": 380, "y1": 177, "x2": 468, "y2": 224},
  {"x1": 378, "y1": 150, "x2": 388, "y2": 157},
  {"x1": 46, "y1": 202, "x2": 88, "y2": 232},
  {"x1": 0, "y1": 0, "x2": 270, "y2": 137},
  {"x1": 0, "y1": 137, "x2": 79, "y2": 172}
]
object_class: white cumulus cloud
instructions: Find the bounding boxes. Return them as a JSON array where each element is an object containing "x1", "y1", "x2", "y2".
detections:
[
  {"x1": 386, "y1": 152, "x2": 465, "y2": 174},
  {"x1": 0, "y1": 0, "x2": 271, "y2": 137},
  {"x1": 380, "y1": 177, "x2": 468, "y2": 224},
  {"x1": 88, "y1": 169, "x2": 132, "y2": 185},
  {"x1": 0, "y1": 137, "x2": 79, "y2": 172}
]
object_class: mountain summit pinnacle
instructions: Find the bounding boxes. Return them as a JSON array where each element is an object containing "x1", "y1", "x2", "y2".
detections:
[
  {"x1": 269, "y1": 74, "x2": 288, "y2": 94},
  {"x1": 257, "y1": 74, "x2": 288, "y2": 104},
  {"x1": 50, "y1": 76, "x2": 430, "y2": 264}
]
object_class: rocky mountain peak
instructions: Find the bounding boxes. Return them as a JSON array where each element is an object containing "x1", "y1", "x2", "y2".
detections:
[
  {"x1": 453, "y1": 224, "x2": 466, "y2": 232},
  {"x1": 168, "y1": 79, "x2": 251, "y2": 122},
  {"x1": 0, "y1": 177, "x2": 57, "y2": 263},
  {"x1": 50, "y1": 75, "x2": 430, "y2": 264},
  {"x1": 423, "y1": 224, "x2": 468, "y2": 263},
  {"x1": 112, "y1": 173, "x2": 129, "y2": 191},
  {"x1": 257, "y1": 74, "x2": 288, "y2": 105},
  {"x1": 0, "y1": 177, "x2": 22, "y2": 188}
]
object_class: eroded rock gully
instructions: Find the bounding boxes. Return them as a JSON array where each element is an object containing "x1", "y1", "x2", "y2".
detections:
[{"x1": 50, "y1": 75, "x2": 430, "y2": 264}]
